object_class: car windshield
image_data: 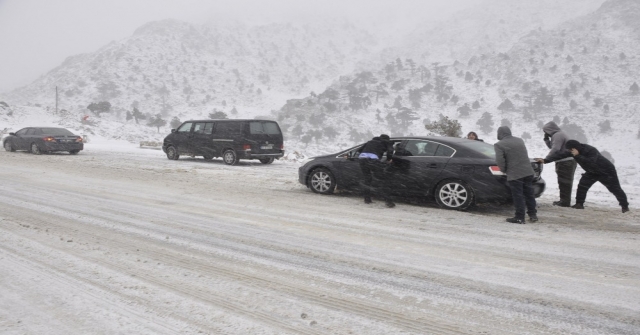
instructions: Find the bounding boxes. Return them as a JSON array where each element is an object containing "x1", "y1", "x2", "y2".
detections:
[
  {"x1": 457, "y1": 141, "x2": 496, "y2": 158},
  {"x1": 249, "y1": 121, "x2": 281, "y2": 135},
  {"x1": 39, "y1": 128, "x2": 74, "y2": 136}
]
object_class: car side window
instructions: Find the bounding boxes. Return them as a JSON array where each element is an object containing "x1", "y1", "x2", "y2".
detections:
[
  {"x1": 435, "y1": 144, "x2": 455, "y2": 157},
  {"x1": 25, "y1": 129, "x2": 36, "y2": 135},
  {"x1": 215, "y1": 122, "x2": 241, "y2": 136},
  {"x1": 194, "y1": 122, "x2": 206, "y2": 134},
  {"x1": 177, "y1": 122, "x2": 193, "y2": 133},
  {"x1": 15, "y1": 129, "x2": 27, "y2": 135},
  {"x1": 405, "y1": 140, "x2": 438, "y2": 156},
  {"x1": 203, "y1": 123, "x2": 214, "y2": 135}
]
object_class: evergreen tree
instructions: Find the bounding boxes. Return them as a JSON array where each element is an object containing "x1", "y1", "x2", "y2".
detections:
[
  {"x1": 457, "y1": 103, "x2": 471, "y2": 117},
  {"x1": 424, "y1": 114, "x2": 462, "y2": 137},
  {"x1": 396, "y1": 107, "x2": 419, "y2": 128},
  {"x1": 497, "y1": 99, "x2": 514, "y2": 111},
  {"x1": 598, "y1": 120, "x2": 611, "y2": 133},
  {"x1": 147, "y1": 114, "x2": 167, "y2": 133},
  {"x1": 522, "y1": 132, "x2": 532, "y2": 141},
  {"x1": 630, "y1": 82, "x2": 639, "y2": 95},
  {"x1": 209, "y1": 110, "x2": 228, "y2": 119},
  {"x1": 501, "y1": 118, "x2": 512, "y2": 128},
  {"x1": 472, "y1": 100, "x2": 481, "y2": 109},
  {"x1": 132, "y1": 107, "x2": 146, "y2": 124},
  {"x1": 476, "y1": 112, "x2": 494, "y2": 134},
  {"x1": 170, "y1": 116, "x2": 182, "y2": 129}
]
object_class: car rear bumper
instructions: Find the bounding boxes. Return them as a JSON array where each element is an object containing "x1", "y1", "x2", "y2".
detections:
[
  {"x1": 238, "y1": 150, "x2": 284, "y2": 160},
  {"x1": 42, "y1": 142, "x2": 83, "y2": 152}
]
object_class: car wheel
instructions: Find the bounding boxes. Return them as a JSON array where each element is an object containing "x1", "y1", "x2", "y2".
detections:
[
  {"x1": 166, "y1": 146, "x2": 179, "y2": 160},
  {"x1": 309, "y1": 168, "x2": 336, "y2": 194},
  {"x1": 203, "y1": 154, "x2": 214, "y2": 160},
  {"x1": 259, "y1": 157, "x2": 274, "y2": 164},
  {"x1": 69, "y1": 150, "x2": 79, "y2": 155},
  {"x1": 435, "y1": 179, "x2": 474, "y2": 211},
  {"x1": 31, "y1": 143, "x2": 41, "y2": 155},
  {"x1": 223, "y1": 150, "x2": 238, "y2": 165},
  {"x1": 3, "y1": 140, "x2": 15, "y2": 152}
]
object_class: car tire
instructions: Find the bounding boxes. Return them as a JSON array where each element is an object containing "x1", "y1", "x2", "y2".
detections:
[
  {"x1": 435, "y1": 179, "x2": 474, "y2": 211},
  {"x1": 223, "y1": 150, "x2": 238, "y2": 165},
  {"x1": 69, "y1": 150, "x2": 79, "y2": 155},
  {"x1": 166, "y1": 146, "x2": 179, "y2": 160},
  {"x1": 259, "y1": 157, "x2": 274, "y2": 164},
  {"x1": 3, "y1": 140, "x2": 15, "y2": 152},
  {"x1": 31, "y1": 143, "x2": 41, "y2": 155},
  {"x1": 203, "y1": 154, "x2": 214, "y2": 160},
  {"x1": 308, "y1": 167, "x2": 336, "y2": 194}
]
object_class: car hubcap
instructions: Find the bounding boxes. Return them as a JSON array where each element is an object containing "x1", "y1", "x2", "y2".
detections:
[
  {"x1": 4, "y1": 142, "x2": 10, "y2": 151},
  {"x1": 311, "y1": 172, "x2": 331, "y2": 192},
  {"x1": 32, "y1": 144, "x2": 39, "y2": 154},
  {"x1": 224, "y1": 152, "x2": 234, "y2": 163},
  {"x1": 168, "y1": 148, "x2": 175, "y2": 158},
  {"x1": 439, "y1": 183, "x2": 468, "y2": 207}
]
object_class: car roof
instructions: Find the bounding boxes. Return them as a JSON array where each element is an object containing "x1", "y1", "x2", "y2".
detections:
[
  {"x1": 391, "y1": 136, "x2": 485, "y2": 145},
  {"x1": 184, "y1": 119, "x2": 276, "y2": 122}
]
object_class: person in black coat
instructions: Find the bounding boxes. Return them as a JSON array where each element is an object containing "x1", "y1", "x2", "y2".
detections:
[
  {"x1": 359, "y1": 134, "x2": 395, "y2": 207},
  {"x1": 565, "y1": 140, "x2": 629, "y2": 213},
  {"x1": 466, "y1": 131, "x2": 484, "y2": 142}
]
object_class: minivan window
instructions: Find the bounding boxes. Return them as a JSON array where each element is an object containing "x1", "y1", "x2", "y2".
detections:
[
  {"x1": 203, "y1": 123, "x2": 214, "y2": 135},
  {"x1": 194, "y1": 122, "x2": 207, "y2": 134},
  {"x1": 216, "y1": 122, "x2": 242, "y2": 135},
  {"x1": 177, "y1": 122, "x2": 193, "y2": 133},
  {"x1": 249, "y1": 121, "x2": 281, "y2": 135}
]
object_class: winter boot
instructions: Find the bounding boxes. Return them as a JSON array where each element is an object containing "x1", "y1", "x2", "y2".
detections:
[
  {"x1": 385, "y1": 200, "x2": 396, "y2": 208},
  {"x1": 553, "y1": 201, "x2": 570, "y2": 207},
  {"x1": 529, "y1": 215, "x2": 539, "y2": 223},
  {"x1": 571, "y1": 203, "x2": 584, "y2": 209},
  {"x1": 622, "y1": 206, "x2": 630, "y2": 213},
  {"x1": 506, "y1": 217, "x2": 525, "y2": 224}
]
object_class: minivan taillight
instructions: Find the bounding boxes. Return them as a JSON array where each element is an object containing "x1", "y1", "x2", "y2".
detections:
[
  {"x1": 76, "y1": 136, "x2": 83, "y2": 143},
  {"x1": 489, "y1": 166, "x2": 505, "y2": 176},
  {"x1": 243, "y1": 144, "x2": 251, "y2": 150},
  {"x1": 280, "y1": 144, "x2": 284, "y2": 150}
]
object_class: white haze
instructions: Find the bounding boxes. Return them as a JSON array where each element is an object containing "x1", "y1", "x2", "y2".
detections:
[{"x1": 0, "y1": 0, "x2": 482, "y2": 93}]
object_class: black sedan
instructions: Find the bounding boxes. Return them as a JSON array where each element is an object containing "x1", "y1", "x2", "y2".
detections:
[
  {"x1": 3, "y1": 127, "x2": 84, "y2": 155},
  {"x1": 298, "y1": 137, "x2": 545, "y2": 210}
]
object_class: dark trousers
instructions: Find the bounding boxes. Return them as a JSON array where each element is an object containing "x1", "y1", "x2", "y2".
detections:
[
  {"x1": 556, "y1": 160, "x2": 577, "y2": 205},
  {"x1": 576, "y1": 171, "x2": 629, "y2": 207},
  {"x1": 359, "y1": 159, "x2": 391, "y2": 202},
  {"x1": 508, "y1": 175, "x2": 537, "y2": 220}
]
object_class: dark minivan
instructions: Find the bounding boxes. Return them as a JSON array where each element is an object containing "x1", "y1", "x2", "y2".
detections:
[{"x1": 162, "y1": 119, "x2": 284, "y2": 165}]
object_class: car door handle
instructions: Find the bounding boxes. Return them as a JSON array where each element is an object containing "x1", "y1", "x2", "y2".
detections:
[{"x1": 429, "y1": 163, "x2": 438, "y2": 168}]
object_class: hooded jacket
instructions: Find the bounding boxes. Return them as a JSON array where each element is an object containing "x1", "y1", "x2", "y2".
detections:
[
  {"x1": 494, "y1": 126, "x2": 535, "y2": 181},
  {"x1": 565, "y1": 140, "x2": 616, "y2": 175},
  {"x1": 361, "y1": 136, "x2": 393, "y2": 161},
  {"x1": 542, "y1": 121, "x2": 573, "y2": 163}
]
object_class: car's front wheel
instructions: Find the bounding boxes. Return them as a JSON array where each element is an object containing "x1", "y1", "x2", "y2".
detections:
[
  {"x1": 259, "y1": 157, "x2": 274, "y2": 164},
  {"x1": 166, "y1": 146, "x2": 179, "y2": 160},
  {"x1": 3, "y1": 140, "x2": 15, "y2": 152},
  {"x1": 223, "y1": 150, "x2": 238, "y2": 165},
  {"x1": 435, "y1": 179, "x2": 474, "y2": 211},
  {"x1": 308, "y1": 168, "x2": 336, "y2": 194},
  {"x1": 31, "y1": 143, "x2": 42, "y2": 155},
  {"x1": 69, "y1": 150, "x2": 79, "y2": 155}
]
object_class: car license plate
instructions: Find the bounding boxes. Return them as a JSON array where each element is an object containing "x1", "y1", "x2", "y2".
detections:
[{"x1": 260, "y1": 144, "x2": 273, "y2": 149}]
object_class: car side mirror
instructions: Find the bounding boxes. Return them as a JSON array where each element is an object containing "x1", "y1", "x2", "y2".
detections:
[
  {"x1": 9, "y1": 132, "x2": 15, "y2": 136},
  {"x1": 171, "y1": 129, "x2": 176, "y2": 133}
]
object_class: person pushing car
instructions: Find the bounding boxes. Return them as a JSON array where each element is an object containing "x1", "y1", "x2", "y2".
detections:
[{"x1": 359, "y1": 134, "x2": 395, "y2": 208}]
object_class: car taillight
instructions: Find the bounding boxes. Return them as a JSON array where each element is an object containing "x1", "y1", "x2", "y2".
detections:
[
  {"x1": 280, "y1": 144, "x2": 284, "y2": 150},
  {"x1": 243, "y1": 144, "x2": 251, "y2": 150},
  {"x1": 43, "y1": 136, "x2": 56, "y2": 142},
  {"x1": 76, "y1": 136, "x2": 83, "y2": 143},
  {"x1": 489, "y1": 166, "x2": 505, "y2": 176}
]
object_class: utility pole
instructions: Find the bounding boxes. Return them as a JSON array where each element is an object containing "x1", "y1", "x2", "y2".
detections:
[{"x1": 55, "y1": 86, "x2": 58, "y2": 114}]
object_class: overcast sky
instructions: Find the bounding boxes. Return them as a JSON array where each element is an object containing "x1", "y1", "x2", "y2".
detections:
[{"x1": 0, "y1": 0, "x2": 482, "y2": 93}]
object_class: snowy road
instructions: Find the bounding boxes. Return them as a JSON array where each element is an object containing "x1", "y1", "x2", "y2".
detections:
[{"x1": 1, "y1": 145, "x2": 639, "y2": 334}]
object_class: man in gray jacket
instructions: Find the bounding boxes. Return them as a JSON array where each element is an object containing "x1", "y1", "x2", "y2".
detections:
[
  {"x1": 494, "y1": 126, "x2": 538, "y2": 224},
  {"x1": 534, "y1": 121, "x2": 577, "y2": 207}
]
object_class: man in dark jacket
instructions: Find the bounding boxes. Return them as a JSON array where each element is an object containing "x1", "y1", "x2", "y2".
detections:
[
  {"x1": 359, "y1": 134, "x2": 395, "y2": 208},
  {"x1": 494, "y1": 126, "x2": 538, "y2": 223},
  {"x1": 565, "y1": 140, "x2": 629, "y2": 213},
  {"x1": 534, "y1": 122, "x2": 577, "y2": 207}
]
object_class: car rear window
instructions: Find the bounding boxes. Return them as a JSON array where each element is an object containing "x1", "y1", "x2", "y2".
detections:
[
  {"x1": 40, "y1": 128, "x2": 74, "y2": 136},
  {"x1": 458, "y1": 141, "x2": 496, "y2": 158},
  {"x1": 249, "y1": 121, "x2": 281, "y2": 135}
]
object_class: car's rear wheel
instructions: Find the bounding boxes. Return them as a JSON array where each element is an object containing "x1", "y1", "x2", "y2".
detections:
[
  {"x1": 435, "y1": 179, "x2": 474, "y2": 211},
  {"x1": 3, "y1": 140, "x2": 15, "y2": 152},
  {"x1": 166, "y1": 146, "x2": 179, "y2": 160},
  {"x1": 69, "y1": 150, "x2": 79, "y2": 155},
  {"x1": 223, "y1": 150, "x2": 238, "y2": 165},
  {"x1": 309, "y1": 168, "x2": 336, "y2": 194},
  {"x1": 31, "y1": 143, "x2": 41, "y2": 155},
  {"x1": 259, "y1": 157, "x2": 274, "y2": 164}
]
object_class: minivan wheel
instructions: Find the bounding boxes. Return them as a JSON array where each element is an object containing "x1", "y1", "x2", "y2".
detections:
[
  {"x1": 166, "y1": 146, "x2": 179, "y2": 160},
  {"x1": 3, "y1": 140, "x2": 15, "y2": 152},
  {"x1": 259, "y1": 157, "x2": 274, "y2": 164},
  {"x1": 435, "y1": 179, "x2": 474, "y2": 211},
  {"x1": 31, "y1": 143, "x2": 41, "y2": 155},
  {"x1": 69, "y1": 150, "x2": 79, "y2": 155},
  {"x1": 223, "y1": 150, "x2": 238, "y2": 165},
  {"x1": 309, "y1": 168, "x2": 336, "y2": 194}
]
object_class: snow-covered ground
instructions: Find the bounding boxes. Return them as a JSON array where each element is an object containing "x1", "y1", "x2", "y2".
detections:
[{"x1": 1, "y1": 141, "x2": 639, "y2": 334}]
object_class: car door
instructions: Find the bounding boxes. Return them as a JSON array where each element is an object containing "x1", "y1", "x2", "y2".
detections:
[
  {"x1": 191, "y1": 122, "x2": 214, "y2": 156},
  {"x1": 211, "y1": 121, "x2": 238, "y2": 155},
  {"x1": 173, "y1": 122, "x2": 194, "y2": 154},
  {"x1": 11, "y1": 128, "x2": 27, "y2": 150},
  {"x1": 334, "y1": 145, "x2": 365, "y2": 188},
  {"x1": 395, "y1": 139, "x2": 452, "y2": 194}
]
